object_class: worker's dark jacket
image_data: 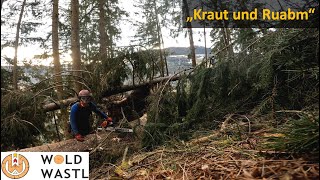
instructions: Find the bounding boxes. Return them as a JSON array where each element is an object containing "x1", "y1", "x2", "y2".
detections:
[{"x1": 70, "y1": 102, "x2": 107, "y2": 136}]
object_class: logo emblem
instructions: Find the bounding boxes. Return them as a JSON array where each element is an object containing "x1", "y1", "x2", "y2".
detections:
[{"x1": 1, "y1": 153, "x2": 29, "y2": 179}]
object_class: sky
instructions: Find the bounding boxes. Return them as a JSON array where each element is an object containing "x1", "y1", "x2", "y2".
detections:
[
  {"x1": 1, "y1": 0, "x2": 211, "y2": 66},
  {"x1": 117, "y1": 0, "x2": 211, "y2": 48}
]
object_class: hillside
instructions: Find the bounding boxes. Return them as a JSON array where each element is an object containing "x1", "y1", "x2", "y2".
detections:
[
  {"x1": 166, "y1": 46, "x2": 211, "y2": 55},
  {"x1": 89, "y1": 115, "x2": 319, "y2": 179},
  {"x1": 2, "y1": 26, "x2": 318, "y2": 180},
  {"x1": 14, "y1": 114, "x2": 319, "y2": 179}
]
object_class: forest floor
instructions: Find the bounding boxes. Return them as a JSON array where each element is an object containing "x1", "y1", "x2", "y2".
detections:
[
  {"x1": 15, "y1": 115, "x2": 319, "y2": 179},
  {"x1": 89, "y1": 117, "x2": 319, "y2": 180}
]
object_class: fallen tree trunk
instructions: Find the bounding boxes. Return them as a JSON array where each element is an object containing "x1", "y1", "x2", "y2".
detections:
[
  {"x1": 16, "y1": 131, "x2": 131, "y2": 152},
  {"x1": 42, "y1": 97, "x2": 78, "y2": 112},
  {"x1": 42, "y1": 74, "x2": 182, "y2": 112},
  {"x1": 16, "y1": 133, "x2": 100, "y2": 152},
  {"x1": 99, "y1": 74, "x2": 181, "y2": 98}
]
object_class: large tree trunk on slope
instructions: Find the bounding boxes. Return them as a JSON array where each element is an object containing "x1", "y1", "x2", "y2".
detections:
[
  {"x1": 16, "y1": 132, "x2": 134, "y2": 152},
  {"x1": 42, "y1": 75, "x2": 182, "y2": 112}
]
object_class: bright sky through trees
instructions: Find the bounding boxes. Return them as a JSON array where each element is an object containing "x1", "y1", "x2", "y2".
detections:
[{"x1": 1, "y1": 0, "x2": 210, "y2": 66}]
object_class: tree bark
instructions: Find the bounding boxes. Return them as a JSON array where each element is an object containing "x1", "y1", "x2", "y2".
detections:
[
  {"x1": 43, "y1": 97, "x2": 78, "y2": 112},
  {"x1": 71, "y1": 0, "x2": 82, "y2": 93},
  {"x1": 16, "y1": 132, "x2": 108, "y2": 152},
  {"x1": 99, "y1": 74, "x2": 181, "y2": 98},
  {"x1": 203, "y1": 23, "x2": 208, "y2": 65},
  {"x1": 1, "y1": 0, "x2": 6, "y2": 11},
  {"x1": 98, "y1": 0, "x2": 107, "y2": 56},
  {"x1": 188, "y1": 29, "x2": 196, "y2": 67},
  {"x1": 12, "y1": 0, "x2": 26, "y2": 90},
  {"x1": 52, "y1": 0, "x2": 63, "y2": 97},
  {"x1": 222, "y1": 28, "x2": 233, "y2": 59},
  {"x1": 183, "y1": 0, "x2": 196, "y2": 67},
  {"x1": 161, "y1": 32, "x2": 169, "y2": 76},
  {"x1": 53, "y1": 0, "x2": 69, "y2": 138},
  {"x1": 153, "y1": 0, "x2": 165, "y2": 77}
]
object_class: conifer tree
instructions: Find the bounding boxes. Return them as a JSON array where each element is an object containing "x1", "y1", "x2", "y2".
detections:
[{"x1": 71, "y1": 0, "x2": 82, "y2": 92}]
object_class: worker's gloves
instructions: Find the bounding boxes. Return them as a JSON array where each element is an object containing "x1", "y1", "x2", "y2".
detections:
[
  {"x1": 101, "y1": 117, "x2": 113, "y2": 128},
  {"x1": 75, "y1": 133, "x2": 85, "y2": 142}
]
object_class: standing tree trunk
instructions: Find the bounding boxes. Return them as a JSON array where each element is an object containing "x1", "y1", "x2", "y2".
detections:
[
  {"x1": 154, "y1": 1, "x2": 169, "y2": 76},
  {"x1": 71, "y1": 0, "x2": 82, "y2": 93},
  {"x1": 201, "y1": 2, "x2": 208, "y2": 65},
  {"x1": 52, "y1": 0, "x2": 63, "y2": 98},
  {"x1": 161, "y1": 35, "x2": 169, "y2": 76},
  {"x1": 12, "y1": 0, "x2": 26, "y2": 90},
  {"x1": 152, "y1": 0, "x2": 167, "y2": 76},
  {"x1": 98, "y1": 0, "x2": 107, "y2": 57},
  {"x1": 183, "y1": 0, "x2": 196, "y2": 67},
  {"x1": 52, "y1": 0, "x2": 69, "y2": 139},
  {"x1": 188, "y1": 28, "x2": 196, "y2": 67},
  {"x1": 222, "y1": 28, "x2": 233, "y2": 60},
  {"x1": 105, "y1": 0, "x2": 114, "y2": 59},
  {"x1": 1, "y1": 0, "x2": 6, "y2": 11},
  {"x1": 204, "y1": 27, "x2": 208, "y2": 64}
]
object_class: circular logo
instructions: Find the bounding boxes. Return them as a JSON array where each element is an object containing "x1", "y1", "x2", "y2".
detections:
[
  {"x1": 54, "y1": 155, "x2": 64, "y2": 164},
  {"x1": 1, "y1": 153, "x2": 29, "y2": 179}
]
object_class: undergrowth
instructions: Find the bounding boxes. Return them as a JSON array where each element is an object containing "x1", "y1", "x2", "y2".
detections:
[
  {"x1": 1, "y1": 91, "x2": 48, "y2": 150},
  {"x1": 265, "y1": 112, "x2": 319, "y2": 156},
  {"x1": 143, "y1": 28, "x2": 319, "y2": 157}
]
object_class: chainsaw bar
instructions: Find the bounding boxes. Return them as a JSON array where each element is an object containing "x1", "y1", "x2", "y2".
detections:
[{"x1": 97, "y1": 127, "x2": 133, "y2": 133}]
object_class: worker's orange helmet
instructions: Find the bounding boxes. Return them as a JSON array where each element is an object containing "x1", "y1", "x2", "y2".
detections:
[{"x1": 78, "y1": 89, "x2": 92, "y2": 97}]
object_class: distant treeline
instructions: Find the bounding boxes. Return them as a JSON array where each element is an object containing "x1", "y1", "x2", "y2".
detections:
[{"x1": 166, "y1": 46, "x2": 211, "y2": 55}]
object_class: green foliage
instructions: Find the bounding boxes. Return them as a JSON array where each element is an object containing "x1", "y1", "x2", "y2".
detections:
[
  {"x1": 178, "y1": 60, "x2": 261, "y2": 127},
  {"x1": 86, "y1": 47, "x2": 163, "y2": 98},
  {"x1": 0, "y1": 65, "x2": 62, "y2": 151},
  {"x1": 142, "y1": 123, "x2": 168, "y2": 150},
  {"x1": 133, "y1": 0, "x2": 159, "y2": 47},
  {"x1": 1, "y1": 91, "x2": 48, "y2": 151},
  {"x1": 85, "y1": 54, "x2": 130, "y2": 98},
  {"x1": 142, "y1": 88, "x2": 188, "y2": 150},
  {"x1": 266, "y1": 113, "x2": 319, "y2": 154},
  {"x1": 1, "y1": 68, "x2": 12, "y2": 90},
  {"x1": 129, "y1": 49, "x2": 163, "y2": 82},
  {"x1": 143, "y1": 28, "x2": 319, "y2": 151},
  {"x1": 79, "y1": 0, "x2": 128, "y2": 61},
  {"x1": 99, "y1": 56, "x2": 129, "y2": 88},
  {"x1": 1, "y1": 0, "x2": 48, "y2": 49}
]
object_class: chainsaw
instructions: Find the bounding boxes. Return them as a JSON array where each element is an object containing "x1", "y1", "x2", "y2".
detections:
[{"x1": 97, "y1": 126, "x2": 133, "y2": 133}]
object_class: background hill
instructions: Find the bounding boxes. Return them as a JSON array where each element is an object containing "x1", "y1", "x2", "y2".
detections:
[{"x1": 166, "y1": 46, "x2": 211, "y2": 55}]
